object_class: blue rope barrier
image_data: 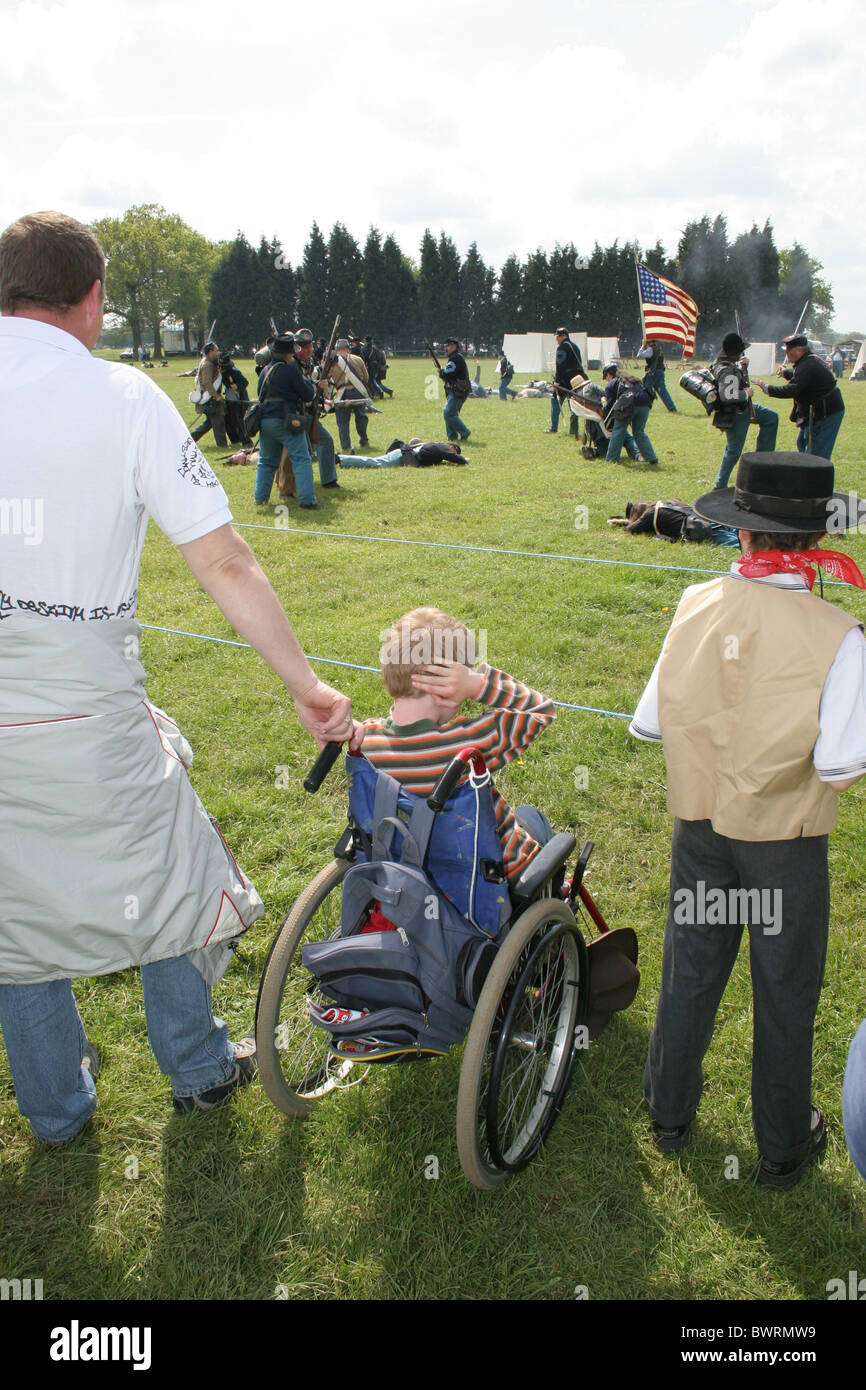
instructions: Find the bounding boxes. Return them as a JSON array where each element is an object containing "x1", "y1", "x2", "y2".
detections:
[
  {"x1": 232, "y1": 522, "x2": 862, "y2": 589},
  {"x1": 139, "y1": 623, "x2": 633, "y2": 721}
]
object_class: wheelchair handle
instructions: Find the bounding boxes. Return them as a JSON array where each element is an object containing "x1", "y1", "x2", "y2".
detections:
[
  {"x1": 427, "y1": 746, "x2": 487, "y2": 812},
  {"x1": 303, "y1": 740, "x2": 344, "y2": 793}
]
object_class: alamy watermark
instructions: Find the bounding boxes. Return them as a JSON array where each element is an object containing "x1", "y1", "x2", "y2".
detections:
[
  {"x1": 0, "y1": 497, "x2": 43, "y2": 546},
  {"x1": 672, "y1": 881, "x2": 782, "y2": 935},
  {"x1": 378, "y1": 625, "x2": 488, "y2": 668}
]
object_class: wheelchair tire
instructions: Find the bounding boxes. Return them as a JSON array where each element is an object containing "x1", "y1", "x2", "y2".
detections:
[
  {"x1": 456, "y1": 899, "x2": 586, "y2": 1190},
  {"x1": 255, "y1": 858, "x2": 361, "y2": 1117}
]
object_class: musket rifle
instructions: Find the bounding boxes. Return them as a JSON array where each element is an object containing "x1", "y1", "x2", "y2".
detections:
[
  {"x1": 425, "y1": 340, "x2": 443, "y2": 374},
  {"x1": 310, "y1": 314, "x2": 341, "y2": 441},
  {"x1": 735, "y1": 307, "x2": 758, "y2": 425}
]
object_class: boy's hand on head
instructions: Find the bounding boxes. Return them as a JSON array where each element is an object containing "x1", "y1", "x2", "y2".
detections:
[{"x1": 411, "y1": 660, "x2": 486, "y2": 706}]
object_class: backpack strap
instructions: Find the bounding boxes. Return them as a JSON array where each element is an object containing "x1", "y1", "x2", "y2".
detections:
[{"x1": 373, "y1": 815, "x2": 424, "y2": 868}]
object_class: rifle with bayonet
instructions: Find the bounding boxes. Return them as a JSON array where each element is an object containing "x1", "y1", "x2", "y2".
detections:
[
  {"x1": 735, "y1": 308, "x2": 758, "y2": 425},
  {"x1": 425, "y1": 340, "x2": 443, "y2": 374},
  {"x1": 310, "y1": 314, "x2": 340, "y2": 443}
]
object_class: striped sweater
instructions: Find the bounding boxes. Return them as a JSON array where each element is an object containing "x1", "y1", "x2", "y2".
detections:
[{"x1": 362, "y1": 665, "x2": 556, "y2": 881}]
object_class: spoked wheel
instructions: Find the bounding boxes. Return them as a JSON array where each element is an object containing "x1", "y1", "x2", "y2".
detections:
[
  {"x1": 255, "y1": 858, "x2": 367, "y2": 1116},
  {"x1": 456, "y1": 899, "x2": 587, "y2": 1190}
]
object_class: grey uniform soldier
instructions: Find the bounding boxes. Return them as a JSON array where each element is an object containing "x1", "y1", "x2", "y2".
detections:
[
  {"x1": 326, "y1": 337, "x2": 370, "y2": 453},
  {"x1": 191, "y1": 341, "x2": 228, "y2": 448}
]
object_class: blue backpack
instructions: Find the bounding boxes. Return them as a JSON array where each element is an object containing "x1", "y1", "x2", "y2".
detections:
[{"x1": 301, "y1": 756, "x2": 510, "y2": 1058}]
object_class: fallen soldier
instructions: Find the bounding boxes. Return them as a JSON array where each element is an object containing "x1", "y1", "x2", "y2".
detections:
[
  {"x1": 338, "y1": 438, "x2": 468, "y2": 467},
  {"x1": 516, "y1": 380, "x2": 554, "y2": 398},
  {"x1": 608, "y1": 499, "x2": 739, "y2": 545}
]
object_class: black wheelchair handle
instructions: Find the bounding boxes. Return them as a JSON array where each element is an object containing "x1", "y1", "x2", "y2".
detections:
[
  {"x1": 304, "y1": 740, "x2": 343, "y2": 793},
  {"x1": 427, "y1": 747, "x2": 488, "y2": 813}
]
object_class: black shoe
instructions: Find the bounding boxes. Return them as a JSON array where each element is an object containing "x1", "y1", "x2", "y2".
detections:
[
  {"x1": 81, "y1": 1041, "x2": 100, "y2": 1078},
  {"x1": 321, "y1": 480, "x2": 341, "y2": 488},
  {"x1": 543, "y1": 428, "x2": 557, "y2": 434},
  {"x1": 173, "y1": 1038, "x2": 257, "y2": 1114},
  {"x1": 300, "y1": 501, "x2": 319, "y2": 509},
  {"x1": 651, "y1": 1120, "x2": 691, "y2": 1154},
  {"x1": 755, "y1": 1108, "x2": 826, "y2": 1190}
]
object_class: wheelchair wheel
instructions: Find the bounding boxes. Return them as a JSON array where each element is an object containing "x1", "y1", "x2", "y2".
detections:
[
  {"x1": 456, "y1": 899, "x2": 586, "y2": 1190},
  {"x1": 255, "y1": 858, "x2": 364, "y2": 1117}
]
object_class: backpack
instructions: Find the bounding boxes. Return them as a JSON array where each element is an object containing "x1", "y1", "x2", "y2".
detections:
[
  {"x1": 610, "y1": 375, "x2": 647, "y2": 421},
  {"x1": 301, "y1": 758, "x2": 510, "y2": 1058}
]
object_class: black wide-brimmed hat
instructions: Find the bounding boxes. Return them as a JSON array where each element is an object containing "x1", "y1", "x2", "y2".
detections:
[{"x1": 694, "y1": 453, "x2": 857, "y2": 534}]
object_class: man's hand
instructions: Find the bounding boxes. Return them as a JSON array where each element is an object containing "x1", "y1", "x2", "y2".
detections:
[
  {"x1": 292, "y1": 677, "x2": 361, "y2": 748},
  {"x1": 411, "y1": 661, "x2": 486, "y2": 705},
  {"x1": 753, "y1": 378, "x2": 766, "y2": 392}
]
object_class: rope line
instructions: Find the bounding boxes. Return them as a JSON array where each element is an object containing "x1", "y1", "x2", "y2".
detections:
[
  {"x1": 139, "y1": 623, "x2": 633, "y2": 720},
  {"x1": 231, "y1": 522, "x2": 862, "y2": 589}
]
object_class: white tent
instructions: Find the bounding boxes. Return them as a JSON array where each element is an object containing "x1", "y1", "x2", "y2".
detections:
[
  {"x1": 743, "y1": 342, "x2": 776, "y2": 376},
  {"x1": 502, "y1": 331, "x2": 588, "y2": 374},
  {"x1": 850, "y1": 340, "x2": 866, "y2": 378},
  {"x1": 586, "y1": 336, "x2": 620, "y2": 366}
]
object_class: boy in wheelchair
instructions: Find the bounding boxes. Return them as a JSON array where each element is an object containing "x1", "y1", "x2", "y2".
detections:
[
  {"x1": 361, "y1": 606, "x2": 557, "y2": 881},
  {"x1": 301, "y1": 607, "x2": 566, "y2": 1062}
]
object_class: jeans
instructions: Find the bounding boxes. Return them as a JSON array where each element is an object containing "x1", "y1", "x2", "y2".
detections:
[
  {"x1": 713, "y1": 404, "x2": 778, "y2": 489},
  {"x1": 549, "y1": 393, "x2": 562, "y2": 430},
  {"x1": 313, "y1": 422, "x2": 337, "y2": 485},
  {"x1": 339, "y1": 448, "x2": 404, "y2": 468},
  {"x1": 606, "y1": 405, "x2": 657, "y2": 463},
  {"x1": 649, "y1": 367, "x2": 677, "y2": 412},
  {"x1": 443, "y1": 391, "x2": 470, "y2": 440},
  {"x1": 499, "y1": 372, "x2": 517, "y2": 400},
  {"x1": 256, "y1": 414, "x2": 315, "y2": 505},
  {"x1": 796, "y1": 409, "x2": 844, "y2": 460},
  {"x1": 0, "y1": 955, "x2": 235, "y2": 1143},
  {"x1": 843, "y1": 1019, "x2": 866, "y2": 1181}
]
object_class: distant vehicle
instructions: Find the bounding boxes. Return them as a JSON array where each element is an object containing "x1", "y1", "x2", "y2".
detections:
[{"x1": 119, "y1": 347, "x2": 134, "y2": 360}]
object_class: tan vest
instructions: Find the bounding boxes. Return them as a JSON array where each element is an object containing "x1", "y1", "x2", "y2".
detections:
[{"x1": 657, "y1": 575, "x2": 860, "y2": 840}]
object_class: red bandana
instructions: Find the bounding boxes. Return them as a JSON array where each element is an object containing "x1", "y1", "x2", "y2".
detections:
[{"x1": 738, "y1": 549, "x2": 866, "y2": 590}]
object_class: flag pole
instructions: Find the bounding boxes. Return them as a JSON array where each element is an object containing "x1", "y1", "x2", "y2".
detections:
[{"x1": 634, "y1": 249, "x2": 647, "y2": 345}]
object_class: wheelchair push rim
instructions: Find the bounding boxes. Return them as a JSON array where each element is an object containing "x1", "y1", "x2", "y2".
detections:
[
  {"x1": 456, "y1": 899, "x2": 587, "y2": 1190},
  {"x1": 255, "y1": 858, "x2": 367, "y2": 1117}
]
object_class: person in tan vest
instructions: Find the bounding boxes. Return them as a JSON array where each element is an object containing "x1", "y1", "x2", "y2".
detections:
[{"x1": 630, "y1": 452, "x2": 866, "y2": 1189}]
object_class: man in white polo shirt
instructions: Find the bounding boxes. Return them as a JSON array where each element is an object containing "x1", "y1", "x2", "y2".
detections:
[
  {"x1": 630, "y1": 453, "x2": 866, "y2": 1189},
  {"x1": 0, "y1": 211, "x2": 358, "y2": 1144}
]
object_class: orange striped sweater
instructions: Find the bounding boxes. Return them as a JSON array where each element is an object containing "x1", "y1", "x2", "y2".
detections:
[{"x1": 361, "y1": 665, "x2": 556, "y2": 881}]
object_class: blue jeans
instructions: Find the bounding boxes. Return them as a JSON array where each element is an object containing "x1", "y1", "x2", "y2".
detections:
[
  {"x1": 0, "y1": 956, "x2": 234, "y2": 1144},
  {"x1": 843, "y1": 1019, "x2": 866, "y2": 1182},
  {"x1": 499, "y1": 372, "x2": 516, "y2": 400},
  {"x1": 549, "y1": 393, "x2": 562, "y2": 430},
  {"x1": 256, "y1": 414, "x2": 316, "y2": 505},
  {"x1": 443, "y1": 392, "x2": 470, "y2": 440},
  {"x1": 649, "y1": 367, "x2": 677, "y2": 412},
  {"x1": 714, "y1": 404, "x2": 778, "y2": 489},
  {"x1": 313, "y1": 422, "x2": 337, "y2": 485},
  {"x1": 339, "y1": 448, "x2": 404, "y2": 467},
  {"x1": 796, "y1": 409, "x2": 844, "y2": 459},
  {"x1": 606, "y1": 405, "x2": 657, "y2": 463}
]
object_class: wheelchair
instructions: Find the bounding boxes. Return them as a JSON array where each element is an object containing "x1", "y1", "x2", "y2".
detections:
[{"x1": 255, "y1": 742, "x2": 623, "y2": 1191}]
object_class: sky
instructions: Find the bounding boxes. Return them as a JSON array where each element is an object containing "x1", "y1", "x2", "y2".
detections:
[{"x1": 2, "y1": 0, "x2": 864, "y2": 331}]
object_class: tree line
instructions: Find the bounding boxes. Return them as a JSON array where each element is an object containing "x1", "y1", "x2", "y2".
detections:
[{"x1": 93, "y1": 206, "x2": 836, "y2": 357}]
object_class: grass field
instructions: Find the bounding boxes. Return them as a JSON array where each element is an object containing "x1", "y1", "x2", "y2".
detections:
[{"x1": 2, "y1": 354, "x2": 866, "y2": 1302}]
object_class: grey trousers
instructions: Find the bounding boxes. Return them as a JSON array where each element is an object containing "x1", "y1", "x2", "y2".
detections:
[
  {"x1": 312, "y1": 422, "x2": 337, "y2": 484},
  {"x1": 644, "y1": 817, "x2": 829, "y2": 1163},
  {"x1": 334, "y1": 392, "x2": 369, "y2": 451}
]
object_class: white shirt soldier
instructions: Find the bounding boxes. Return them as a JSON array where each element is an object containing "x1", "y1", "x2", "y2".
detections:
[
  {"x1": 630, "y1": 452, "x2": 866, "y2": 1189},
  {"x1": 0, "y1": 211, "x2": 359, "y2": 1143}
]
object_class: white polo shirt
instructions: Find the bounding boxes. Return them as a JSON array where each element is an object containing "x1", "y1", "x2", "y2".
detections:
[
  {"x1": 630, "y1": 563, "x2": 866, "y2": 782},
  {"x1": 0, "y1": 316, "x2": 232, "y2": 623}
]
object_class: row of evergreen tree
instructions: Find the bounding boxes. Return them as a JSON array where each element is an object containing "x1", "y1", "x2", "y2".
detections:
[{"x1": 206, "y1": 215, "x2": 834, "y2": 354}]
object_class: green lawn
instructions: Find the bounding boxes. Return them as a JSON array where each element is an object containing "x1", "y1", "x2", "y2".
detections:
[{"x1": 2, "y1": 355, "x2": 865, "y2": 1301}]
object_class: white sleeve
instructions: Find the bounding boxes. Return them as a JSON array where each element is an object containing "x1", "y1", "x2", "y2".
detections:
[
  {"x1": 629, "y1": 653, "x2": 664, "y2": 742},
  {"x1": 814, "y1": 626, "x2": 866, "y2": 780},
  {"x1": 134, "y1": 389, "x2": 233, "y2": 546}
]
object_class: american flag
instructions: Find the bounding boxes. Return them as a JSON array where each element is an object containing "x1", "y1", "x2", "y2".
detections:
[{"x1": 636, "y1": 264, "x2": 699, "y2": 359}]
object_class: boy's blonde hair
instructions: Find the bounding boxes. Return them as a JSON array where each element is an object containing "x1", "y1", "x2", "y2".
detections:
[{"x1": 380, "y1": 607, "x2": 476, "y2": 698}]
